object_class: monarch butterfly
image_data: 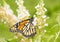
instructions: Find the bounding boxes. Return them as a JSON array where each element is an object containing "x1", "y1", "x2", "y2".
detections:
[{"x1": 10, "y1": 17, "x2": 36, "y2": 37}]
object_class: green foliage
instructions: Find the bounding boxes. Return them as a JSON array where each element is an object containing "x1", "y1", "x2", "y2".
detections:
[{"x1": 0, "y1": 0, "x2": 60, "y2": 42}]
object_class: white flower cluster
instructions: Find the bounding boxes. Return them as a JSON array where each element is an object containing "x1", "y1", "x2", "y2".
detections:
[
  {"x1": 34, "y1": 0, "x2": 48, "y2": 29},
  {"x1": 0, "y1": 0, "x2": 48, "y2": 30},
  {"x1": 0, "y1": 1, "x2": 17, "y2": 26},
  {"x1": 15, "y1": 0, "x2": 30, "y2": 21},
  {"x1": 15, "y1": 0, "x2": 48, "y2": 29},
  {"x1": 3, "y1": 1, "x2": 17, "y2": 20}
]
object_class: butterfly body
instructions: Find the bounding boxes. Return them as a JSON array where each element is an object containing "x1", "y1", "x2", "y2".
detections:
[{"x1": 10, "y1": 18, "x2": 36, "y2": 37}]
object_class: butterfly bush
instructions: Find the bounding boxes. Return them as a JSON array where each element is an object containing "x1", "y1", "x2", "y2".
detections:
[
  {"x1": 0, "y1": 1, "x2": 17, "y2": 27},
  {"x1": 0, "y1": 0, "x2": 48, "y2": 42},
  {"x1": 15, "y1": 0, "x2": 30, "y2": 21},
  {"x1": 34, "y1": 0, "x2": 48, "y2": 29}
]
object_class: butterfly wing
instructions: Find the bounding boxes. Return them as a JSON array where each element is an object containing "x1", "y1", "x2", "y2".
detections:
[
  {"x1": 22, "y1": 22, "x2": 36, "y2": 37},
  {"x1": 10, "y1": 18, "x2": 36, "y2": 37},
  {"x1": 10, "y1": 22, "x2": 20, "y2": 32}
]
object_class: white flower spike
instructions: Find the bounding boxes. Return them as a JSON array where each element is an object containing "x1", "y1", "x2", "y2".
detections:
[
  {"x1": 15, "y1": 0, "x2": 30, "y2": 21},
  {"x1": 35, "y1": 0, "x2": 48, "y2": 29}
]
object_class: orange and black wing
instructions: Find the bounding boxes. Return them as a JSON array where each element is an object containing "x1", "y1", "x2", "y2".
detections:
[
  {"x1": 10, "y1": 18, "x2": 36, "y2": 37},
  {"x1": 21, "y1": 21, "x2": 36, "y2": 37}
]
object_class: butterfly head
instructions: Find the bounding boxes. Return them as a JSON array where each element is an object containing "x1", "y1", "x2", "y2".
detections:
[{"x1": 29, "y1": 17, "x2": 34, "y2": 22}]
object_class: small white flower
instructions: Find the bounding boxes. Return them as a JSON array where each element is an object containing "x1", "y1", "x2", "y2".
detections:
[
  {"x1": 36, "y1": 12, "x2": 42, "y2": 15},
  {"x1": 38, "y1": 26, "x2": 42, "y2": 29},
  {"x1": 20, "y1": 0, "x2": 24, "y2": 4},
  {"x1": 44, "y1": 23, "x2": 48, "y2": 26},
  {"x1": 15, "y1": 0, "x2": 18, "y2": 3},
  {"x1": 42, "y1": 2, "x2": 45, "y2": 6},
  {"x1": 40, "y1": 1, "x2": 45, "y2": 7},
  {"x1": 20, "y1": 38, "x2": 25, "y2": 42},
  {"x1": 18, "y1": 13, "x2": 26, "y2": 18},
  {"x1": 21, "y1": 39, "x2": 24, "y2": 41},
  {"x1": 4, "y1": 21, "x2": 6, "y2": 24},
  {"x1": 33, "y1": 15, "x2": 36, "y2": 17},
  {"x1": 44, "y1": 8, "x2": 47, "y2": 12},
  {"x1": 44, "y1": 19, "x2": 46, "y2": 22},
  {"x1": 44, "y1": 30, "x2": 47, "y2": 32},
  {"x1": 42, "y1": 15, "x2": 46, "y2": 18},
  {"x1": 35, "y1": 4, "x2": 40, "y2": 9},
  {"x1": 32, "y1": 21, "x2": 36, "y2": 26},
  {"x1": 15, "y1": 0, "x2": 24, "y2": 5}
]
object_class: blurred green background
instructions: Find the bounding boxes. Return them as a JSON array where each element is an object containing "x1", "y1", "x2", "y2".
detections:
[{"x1": 0, "y1": 0, "x2": 60, "y2": 42}]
